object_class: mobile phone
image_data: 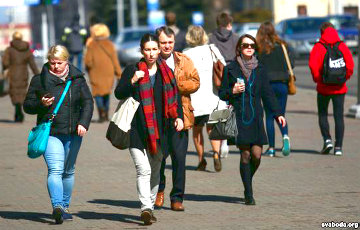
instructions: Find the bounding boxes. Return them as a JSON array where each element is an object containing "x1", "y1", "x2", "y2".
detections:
[
  {"x1": 43, "y1": 93, "x2": 53, "y2": 98},
  {"x1": 237, "y1": 78, "x2": 244, "y2": 84}
]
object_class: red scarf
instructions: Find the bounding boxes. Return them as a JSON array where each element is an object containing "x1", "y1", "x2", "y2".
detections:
[{"x1": 138, "y1": 59, "x2": 178, "y2": 154}]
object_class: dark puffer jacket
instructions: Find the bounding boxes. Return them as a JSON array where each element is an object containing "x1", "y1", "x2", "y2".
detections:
[{"x1": 24, "y1": 63, "x2": 93, "y2": 135}]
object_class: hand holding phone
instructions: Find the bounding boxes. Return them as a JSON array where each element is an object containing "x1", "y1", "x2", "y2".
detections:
[{"x1": 41, "y1": 93, "x2": 55, "y2": 107}]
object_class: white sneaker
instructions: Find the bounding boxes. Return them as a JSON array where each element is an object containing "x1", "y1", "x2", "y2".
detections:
[
  {"x1": 334, "y1": 148, "x2": 343, "y2": 156},
  {"x1": 220, "y1": 140, "x2": 229, "y2": 158}
]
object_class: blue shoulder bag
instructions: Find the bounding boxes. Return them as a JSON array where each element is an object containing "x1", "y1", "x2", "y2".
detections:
[{"x1": 27, "y1": 80, "x2": 72, "y2": 159}]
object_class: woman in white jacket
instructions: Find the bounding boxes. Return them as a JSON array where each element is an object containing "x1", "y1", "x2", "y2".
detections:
[{"x1": 183, "y1": 25, "x2": 228, "y2": 172}]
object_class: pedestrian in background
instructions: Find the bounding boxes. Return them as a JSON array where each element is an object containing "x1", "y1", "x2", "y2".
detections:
[
  {"x1": 183, "y1": 25, "x2": 227, "y2": 171},
  {"x1": 114, "y1": 33, "x2": 184, "y2": 225},
  {"x1": 61, "y1": 14, "x2": 87, "y2": 71},
  {"x1": 209, "y1": 12, "x2": 239, "y2": 65},
  {"x1": 256, "y1": 21, "x2": 293, "y2": 157},
  {"x1": 219, "y1": 34, "x2": 286, "y2": 205},
  {"x1": 84, "y1": 23, "x2": 122, "y2": 122},
  {"x1": 154, "y1": 26, "x2": 200, "y2": 211},
  {"x1": 165, "y1": 11, "x2": 187, "y2": 52},
  {"x1": 23, "y1": 45, "x2": 94, "y2": 224},
  {"x1": 2, "y1": 31, "x2": 39, "y2": 122},
  {"x1": 309, "y1": 22, "x2": 354, "y2": 156}
]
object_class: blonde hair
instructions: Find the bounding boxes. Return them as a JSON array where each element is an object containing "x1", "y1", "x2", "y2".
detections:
[
  {"x1": 92, "y1": 23, "x2": 110, "y2": 39},
  {"x1": 12, "y1": 31, "x2": 23, "y2": 40},
  {"x1": 185, "y1": 25, "x2": 208, "y2": 47},
  {"x1": 47, "y1": 45, "x2": 70, "y2": 61}
]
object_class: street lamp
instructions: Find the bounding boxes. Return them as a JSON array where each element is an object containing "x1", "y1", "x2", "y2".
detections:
[{"x1": 348, "y1": 23, "x2": 360, "y2": 118}]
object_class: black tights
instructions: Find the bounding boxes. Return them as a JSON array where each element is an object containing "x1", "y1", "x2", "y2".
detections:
[{"x1": 239, "y1": 145, "x2": 262, "y2": 198}]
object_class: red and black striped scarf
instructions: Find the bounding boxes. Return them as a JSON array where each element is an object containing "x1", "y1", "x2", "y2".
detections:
[{"x1": 138, "y1": 59, "x2": 178, "y2": 155}]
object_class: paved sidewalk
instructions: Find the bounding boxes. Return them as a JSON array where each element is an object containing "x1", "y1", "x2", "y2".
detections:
[{"x1": 0, "y1": 87, "x2": 359, "y2": 230}]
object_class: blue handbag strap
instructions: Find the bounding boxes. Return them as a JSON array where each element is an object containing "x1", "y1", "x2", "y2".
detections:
[{"x1": 51, "y1": 80, "x2": 72, "y2": 119}]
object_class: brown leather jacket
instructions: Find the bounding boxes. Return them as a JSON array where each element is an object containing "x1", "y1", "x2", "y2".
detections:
[{"x1": 173, "y1": 52, "x2": 200, "y2": 130}]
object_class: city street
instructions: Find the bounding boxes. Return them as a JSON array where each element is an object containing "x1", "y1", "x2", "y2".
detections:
[{"x1": 0, "y1": 73, "x2": 360, "y2": 229}]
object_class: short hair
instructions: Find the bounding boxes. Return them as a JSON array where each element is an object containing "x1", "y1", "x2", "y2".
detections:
[
  {"x1": 185, "y1": 25, "x2": 208, "y2": 47},
  {"x1": 12, "y1": 31, "x2": 23, "y2": 40},
  {"x1": 155, "y1": 26, "x2": 175, "y2": 38},
  {"x1": 320, "y1": 22, "x2": 335, "y2": 34},
  {"x1": 216, "y1": 12, "x2": 233, "y2": 28},
  {"x1": 140, "y1": 33, "x2": 159, "y2": 50},
  {"x1": 236, "y1": 34, "x2": 258, "y2": 57},
  {"x1": 92, "y1": 23, "x2": 110, "y2": 38},
  {"x1": 165, "y1": 11, "x2": 176, "y2": 26},
  {"x1": 47, "y1": 45, "x2": 70, "y2": 61}
]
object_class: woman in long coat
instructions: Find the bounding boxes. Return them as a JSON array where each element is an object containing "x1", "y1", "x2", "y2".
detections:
[
  {"x1": 219, "y1": 34, "x2": 286, "y2": 205},
  {"x1": 2, "y1": 31, "x2": 39, "y2": 122},
  {"x1": 84, "y1": 23, "x2": 122, "y2": 122}
]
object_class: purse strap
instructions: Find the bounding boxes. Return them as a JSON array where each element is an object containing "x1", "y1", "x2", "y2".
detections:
[
  {"x1": 50, "y1": 80, "x2": 72, "y2": 121},
  {"x1": 209, "y1": 45, "x2": 219, "y2": 61},
  {"x1": 280, "y1": 43, "x2": 294, "y2": 76},
  {"x1": 97, "y1": 41, "x2": 115, "y2": 68}
]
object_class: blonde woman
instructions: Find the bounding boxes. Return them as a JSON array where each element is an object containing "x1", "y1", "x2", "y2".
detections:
[
  {"x1": 24, "y1": 45, "x2": 94, "y2": 224},
  {"x1": 183, "y1": 25, "x2": 228, "y2": 172},
  {"x1": 84, "y1": 23, "x2": 122, "y2": 122}
]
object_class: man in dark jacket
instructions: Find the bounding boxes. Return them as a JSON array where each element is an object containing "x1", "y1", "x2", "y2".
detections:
[
  {"x1": 309, "y1": 22, "x2": 354, "y2": 156},
  {"x1": 209, "y1": 12, "x2": 239, "y2": 64},
  {"x1": 165, "y1": 11, "x2": 186, "y2": 52},
  {"x1": 61, "y1": 14, "x2": 87, "y2": 71}
]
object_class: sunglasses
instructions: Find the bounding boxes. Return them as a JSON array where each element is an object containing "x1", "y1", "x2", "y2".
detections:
[{"x1": 241, "y1": 43, "x2": 256, "y2": 49}]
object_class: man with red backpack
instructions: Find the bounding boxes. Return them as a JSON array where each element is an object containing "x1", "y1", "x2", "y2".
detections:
[{"x1": 309, "y1": 22, "x2": 354, "y2": 156}]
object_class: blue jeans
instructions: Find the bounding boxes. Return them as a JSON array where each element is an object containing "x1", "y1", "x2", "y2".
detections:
[
  {"x1": 264, "y1": 82, "x2": 289, "y2": 148},
  {"x1": 43, "y1": 135, "x2": 82, "y2": 208},
  {"x1": 94, "y1": 95, "x2": 110, "y2": 111},
  {"x1": 69, "y1": 51, "x2": 83, "y2": 71}
]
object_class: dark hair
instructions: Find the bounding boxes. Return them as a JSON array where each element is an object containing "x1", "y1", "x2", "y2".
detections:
[
  {"x1": 216, "y1": 12, "x2": 233, "y2": 27},
  {"x1": 256, "y1": 21, "x2": 286, "y2": 54},
  {"x1": 320, "y1": 22, "x2": 335, "y2": 34},
  {"x1": 165, "y1": 11, "x2": 176, "y2": 26},
  {"x1": 236, "y1": 34, "x2": 258, "y2": 57},
  {"x1": 140, "y1": 33, "x2": 159, "y2": 50},
  {"x1": 155, "y1": 26, "x2": 175, "y2": 38}
]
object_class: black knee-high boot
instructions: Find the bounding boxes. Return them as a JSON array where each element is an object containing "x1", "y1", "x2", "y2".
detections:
[
  {"x1": 250, "y1": 156, "x2": 261, "y2": 178},
  {"x1": 14, "y1": 104, "x2": 24, "y2": 122},
  {"x1": 240, "y1": 162, "x2": 255, "y2": 205}
]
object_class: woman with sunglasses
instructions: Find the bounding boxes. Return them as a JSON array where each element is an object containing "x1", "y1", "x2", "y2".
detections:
[{"x1": 219, "y1": 34, "x2": 286, "y2": 205}]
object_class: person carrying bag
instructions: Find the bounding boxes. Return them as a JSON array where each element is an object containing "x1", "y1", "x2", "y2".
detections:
[{"x1": 27, "y1": 80, "x2": 72, "y2": 158}]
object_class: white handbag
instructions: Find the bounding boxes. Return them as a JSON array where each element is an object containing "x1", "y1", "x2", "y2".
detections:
[{"x1": 106, "y1": 97, "x2": 139, "y2": 149}]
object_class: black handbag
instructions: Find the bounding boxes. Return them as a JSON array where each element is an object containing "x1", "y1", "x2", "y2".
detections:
[{"x1": 208, "y1": 106, "x2": 238, "y2": 140}]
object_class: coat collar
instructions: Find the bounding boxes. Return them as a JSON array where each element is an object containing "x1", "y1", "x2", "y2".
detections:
[{"x1": 40, "y1": 63, "x2": 84, "y2": 87}]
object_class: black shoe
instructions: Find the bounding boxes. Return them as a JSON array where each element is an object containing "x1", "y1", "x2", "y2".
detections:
[
  {"x1": 140, "y1": 209, "x2": 152, "y2": 225},
  {"x1": 244, "y1": 196, "x2": 256, "y2": 205},
  {"x1": 196, "y1": 158, "x2": 207, "y2": 171},
  {"x1": 320, "y1": 139, "x2": 333, "y2": 154},
  {"x1": 52, "y1": 206, "x2": 64, "y2": 224},
  {"x1": 63, "y1": 208, "x2": 73, "y2": 221},
  {"x1": 213, "y1": 152, "x2": 222, "y2": 172}
]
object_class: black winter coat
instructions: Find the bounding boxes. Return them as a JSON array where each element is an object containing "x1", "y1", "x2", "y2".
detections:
[
  {"x1": 219, "y1": 61, "x2": 281, "y2": 145},
  {"x1": 257, "y1": 43, "x2": 295, "y2": 82},
  {"x1": 24, "y1": 63, "x2": 93, "y2": 135},
  {"x1": 114, "y1": 64, "x2": 183, "y2": 155}
]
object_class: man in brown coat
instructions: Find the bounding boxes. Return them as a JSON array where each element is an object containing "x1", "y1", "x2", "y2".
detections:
[
  {"x1": 2, "y1": 31, "x2": 39, "y2": 122},
  {"x1": 155, "y1": 26, "x2": 200, "y2": 211}
]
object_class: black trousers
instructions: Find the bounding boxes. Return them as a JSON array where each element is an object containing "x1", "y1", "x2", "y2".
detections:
[
  {"x1": 159, "y1": 129, "x2": 188, "y2": 202},
  {"x1": 317, "y1": 93, "x2": 345, "y2": 148}
]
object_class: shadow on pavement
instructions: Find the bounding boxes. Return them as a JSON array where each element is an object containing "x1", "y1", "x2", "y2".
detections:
[
  {"x1": 0, "y1": 119, "x2": 15, "y2": 123},
  {"x1": 75, "y1": 211, "x2": 140, "y2": 225},
  {"x1": 274, "y1": 148, "x2": 319, "y2": 155},
  {"x1": 185, "y1": 193, "x2": 244, "y2": 203},
  {"x1": 0, "y1": 211, "x2": 54, "y2": 224},
  {"x1": 88, "y1": 199, "x2": 139, "y2": 209}
]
